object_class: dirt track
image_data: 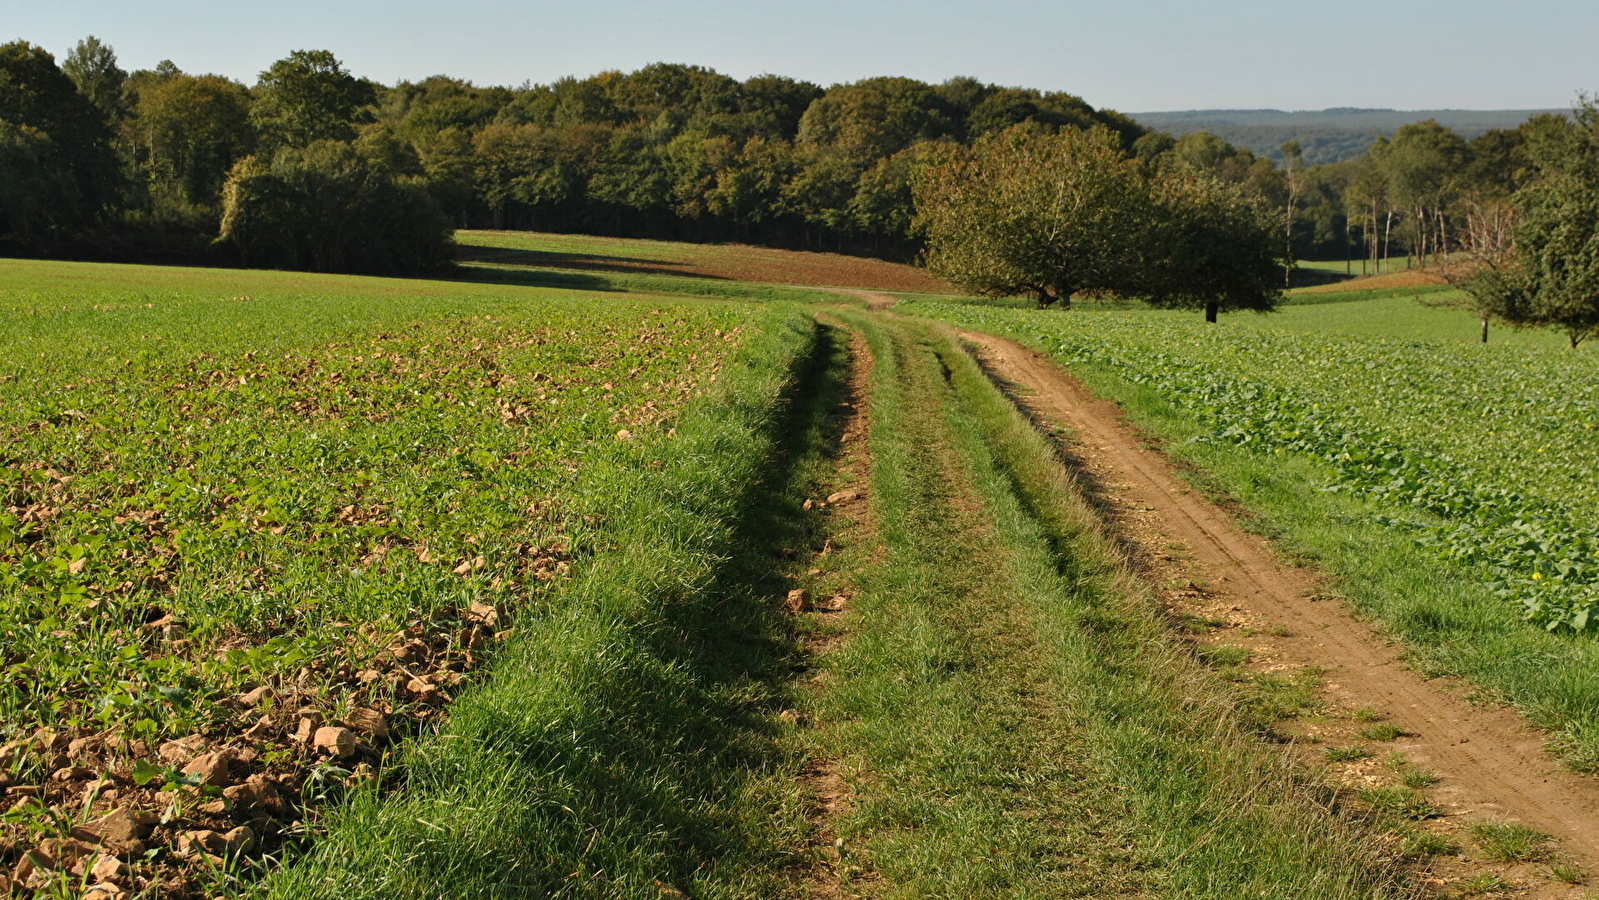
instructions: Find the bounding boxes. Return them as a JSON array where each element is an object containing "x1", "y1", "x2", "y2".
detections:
[{"x1": 962, "y1": 329, "x2": 1599, "y2": 885}]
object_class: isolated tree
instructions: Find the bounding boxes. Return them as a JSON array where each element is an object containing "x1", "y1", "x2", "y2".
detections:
[
  {"x1": 61, "y1": 36, "x2": 125, "y2": 122},
  {"x1": 1449, "y1": 194, "x2": 1518, "y2": 342},
  {"x1": 1506, "y1": 99, "x2": 1599, "y2": 348},
  {"x1": 250, "y1": 50, "x2": 375, "y2": 148},
  {"x1": 913, "y1": 124, "x2": 1150, "y2": 307},
  {"x1": 1281, "y1": 140, "x2": 1304, "y2": 285},
  {"x1": 1143, "y1": 170, "x2": 1285, "y2": 322}
]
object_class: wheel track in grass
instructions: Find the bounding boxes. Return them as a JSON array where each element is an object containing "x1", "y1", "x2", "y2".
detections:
[
  {"x1": 795, "y1": 322, "x2": 877, "y2": 900},
  {"x1": 961, "y1": 329, "x2": 1599, "y2": 893}
]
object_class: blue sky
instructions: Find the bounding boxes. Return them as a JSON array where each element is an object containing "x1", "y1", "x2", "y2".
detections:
[{"x1": 11, "y1": 0, "x2": 1595, "y2": 112}]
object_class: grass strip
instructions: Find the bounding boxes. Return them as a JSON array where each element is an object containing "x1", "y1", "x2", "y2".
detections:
[
  {"x1": 813, "y1": 310, "x2": 1404, "y2": 897},
  {"x1": 909, "y1": 303, "x2": 1599, "y2": 770},
  {"x1": 257, "y1": 304, "x2": 824, "y2": 899}
]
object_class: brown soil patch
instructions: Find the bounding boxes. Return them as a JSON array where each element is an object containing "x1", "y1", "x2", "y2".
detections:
[
  {"x1": 460, "y1": 231, "x2": 950, "y2": 294},
  {"x1": 962, "y1": 330, "x2": 1599, "y2": 899},
  {"x1": 1300, "y1": 269, "x2": 1451, "y2": 293}
]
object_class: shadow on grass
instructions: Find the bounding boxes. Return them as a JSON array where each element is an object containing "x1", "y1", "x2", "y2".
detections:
[
  {"x1": 268, "y1": 317, "x2": 852, "y2": 899},
  {"x1": 458, "y1": 244, "x2": 731, "y2": 281}
]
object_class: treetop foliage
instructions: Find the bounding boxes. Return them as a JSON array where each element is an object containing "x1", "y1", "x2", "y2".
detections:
[{"x1": 914, "y1": 124, "x2": 1284, "y2": 318}]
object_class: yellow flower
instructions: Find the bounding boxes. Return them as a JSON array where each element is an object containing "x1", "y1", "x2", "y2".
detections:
[{"x1": 1533, "y1": 572, "x2": 1544, "y2": 580}]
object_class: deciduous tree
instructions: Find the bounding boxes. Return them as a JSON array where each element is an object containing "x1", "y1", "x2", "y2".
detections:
[
  {"x1": 61, "y1": 36, "x2": 125, "y2": 122},
  {"x1": 250, "y1": 50, "x2": 375, "y2": 148},
  {"x1": 913, "y1": 125, "x2": 1151, "y2": 307}
]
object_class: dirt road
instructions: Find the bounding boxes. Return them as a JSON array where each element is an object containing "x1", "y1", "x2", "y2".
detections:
[{"x1": 963, "y1": 329, "x2": 1599, "y2": 890}]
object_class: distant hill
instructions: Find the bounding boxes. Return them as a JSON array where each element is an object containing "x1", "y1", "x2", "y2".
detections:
[{"x1": 1130, "y1": 108, "x2": 1568, "y2": 165}]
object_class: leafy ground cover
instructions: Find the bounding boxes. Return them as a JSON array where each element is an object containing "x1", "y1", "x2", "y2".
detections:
[
  {"x1": 0, "y1": 258, "x2": 786, "y2": 898},
  {"x1": 455, "y1": 230, "x2": 952, "y2": 294},
  {"x1": 910, "y1": 298, "x2": 1599, "y2": 768}
]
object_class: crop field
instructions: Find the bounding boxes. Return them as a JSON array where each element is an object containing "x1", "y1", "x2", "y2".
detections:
[
  {"x1": 5, "y1": 239, "x2": 1598, "y2": 900},
  {"x1": 455, "y1": 229, "x2": 952, "y2": 294},
  {"x1": 0, "y1": 258, "x2": 800, "y2": 897},
  {"x1": 916, "y1": 298, "x2": 1599, "y2": 625},
  {"x1": 914, "y1": 297, "x2": 1599, "y2": 759}
]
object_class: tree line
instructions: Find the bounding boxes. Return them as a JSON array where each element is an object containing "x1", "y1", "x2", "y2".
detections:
[
  {"x1": 0, "y1": 38, "x2": 1151, "y2": 271},
  {"x1": 1, "y1": 36, "x2": 1592, "y2": 338}
]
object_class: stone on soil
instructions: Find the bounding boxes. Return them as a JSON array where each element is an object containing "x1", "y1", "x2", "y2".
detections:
[{"x1": 312, "y1": 726, "x2": 357, "y2": 758}]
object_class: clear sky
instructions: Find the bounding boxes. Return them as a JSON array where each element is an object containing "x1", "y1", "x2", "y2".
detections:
[{"x1": 9, "y1": 0, "x2": 1595, "y2": 112}]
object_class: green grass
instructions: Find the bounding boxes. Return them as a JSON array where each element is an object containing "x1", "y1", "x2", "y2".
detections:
[
  {"x1": 910, "y1": 298, "x2": 1599, "y2": 769},
  {"x1": 1399, "y1": 767, "x2": 1440, "y2": 789},
  {"x1": 1456, "y1": 873, "x2": 1512, "y2": 896},
  {"x1": 1468, "y1": 821, "x2": 1555, "y2": 862},
  {"x1": 804, "y1": 309, "x2": 1405, "y2": 897},
  {"x1": 1359, "y1": 723, "x2": 1407, "y2": 742},
  {"x1": 258, "y1": 306, "x2": 825, "y2": 899},
  {"x1": 1356, "y1": 786, "x2": 1436, "y2": 820},
  {"x1": 1550, "y1": 862, "x2": 1587, "y2": 884},
  {"x1": 1295, "y1": 257, "x2": 1421, "y2": 277},
  {"x1": 452, "y1": 229, "x2": 941, "y2": 298},
  {"x1": 0, "y1": 255, "x2": 838, "y2": 897},
  {"x1": 0, "y1": 260, "x2": 759, "y2": 742},
  {"x1": 456, "y1": 229, "x2": 718, "y2": 265},
  {"x1": 1272, "y1": 292, "x2": 1580, "y2": 347},
  {"x1": 1400, "y1": 828, "x2": 1460, "y2": 857}
]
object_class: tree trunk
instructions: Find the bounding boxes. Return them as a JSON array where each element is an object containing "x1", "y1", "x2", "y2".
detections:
[
  {"x1": 1439, "y1": 211, "x2": 1449, "y2": 275},
  {"x1": 1481, "y1": 313, "x2": 1489, "y2": 344},
  {"x1": 1383, "y1": 210, "x2": 1395, "y2": 273},
  {"x1": 1284, "y1": 184, "x2": 1297, "y2": 287},
  {"x1": 1345, "y1": 218, "x2": 1352, "y2": 276},
  {"x1": 1205, "y1": 301, "x2": 1219, "y2": 324}
]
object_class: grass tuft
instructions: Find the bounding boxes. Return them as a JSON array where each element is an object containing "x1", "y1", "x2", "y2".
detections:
[
  {"x1": 1357, "y1": 786, "x2": 1436, "y2": 820},
  {"x1": 1456, "y1": 873, "x2": 1512, "y2": 896},
  {"x1": 1400, "y1": 828, "x2": 1459, "y2": 857},
  {"x1": 1550, "y1": 861, "x2": 1586, "y2": 884},
  {"x1": 1358, "y1": 722, "x2": 1407, "y2": 742},
  {"x1": 1468, "y1": 821, "x2": 1555, "y2": 862}
]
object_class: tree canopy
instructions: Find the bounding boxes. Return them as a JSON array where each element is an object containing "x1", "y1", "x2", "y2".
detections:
[
  {"x1": 914, "y1": 126, "x2": 1151, "y2": 308},
  {"x1": 914, "y1": 125, "x2": 1283, "y2": 318}
]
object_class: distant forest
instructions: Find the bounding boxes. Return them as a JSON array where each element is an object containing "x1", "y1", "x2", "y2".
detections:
[
  {"x1": 1133, "y1": 108, "x2": 1566, "y2": 165},
  {"x1": 0, "y1": 37, "x2": 1585, "y2": 273}
]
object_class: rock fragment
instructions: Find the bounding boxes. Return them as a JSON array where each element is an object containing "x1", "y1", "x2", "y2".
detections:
[
  {"x1": 786, "y1": 589, "x2": 811, "y2": 613},
  {"x1": 182, "y1": 751, "x2": 232, "y2": 788},
  {"x1": 312, "y1": 727, "x2": 357, "y2": 759},
  {"x1": 345, "y1": 707, "x2": 388, "y2": 740}
]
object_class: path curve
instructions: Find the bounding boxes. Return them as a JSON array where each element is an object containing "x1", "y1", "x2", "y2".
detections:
[{"x1": 962, "y1": 329, "x2": 1599, "y2": 875}]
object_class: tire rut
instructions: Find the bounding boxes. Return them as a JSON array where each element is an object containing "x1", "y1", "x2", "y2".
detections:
[{"x1": 961, "y1": 329, "x2": 1599, "y2": 883}]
